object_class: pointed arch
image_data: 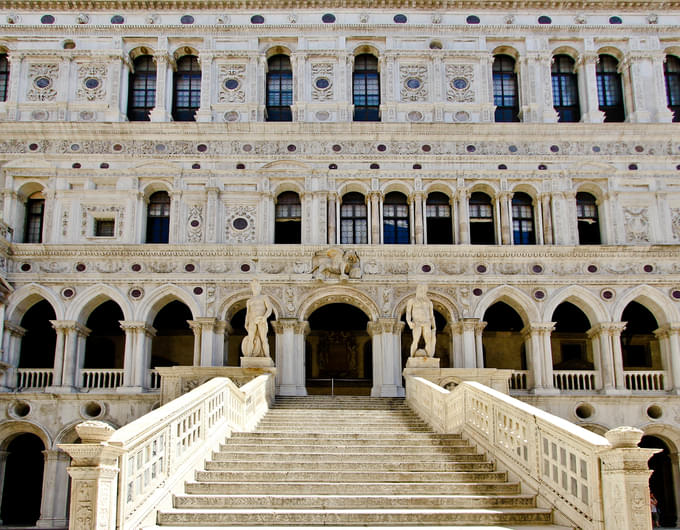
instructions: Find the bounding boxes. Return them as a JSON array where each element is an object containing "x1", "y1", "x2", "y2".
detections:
[
  {"x1": 7, "y1": 284, "x2": 64, "y2": 324},
  {"x1": 66, "y1": 284, "x2": 132, "y2": 323},
  {"x1": 218, "y1": 286, "x2": 282, "y2": 322},
  {"x1": 474, "y1": 285, "x2": 539, "y2": 324},
  {"x1": 542, "y1": 285, "x2": 610, "y2": 325},
  {"x1": 298, "y1": 286, "x2": 380, "y2": 322},
  {"x1": 393, "y1": 287, "x2": 460, "y2": 324},
  {"x1": 136, "y1": 284, "x2": 201, "y2": 324},
  {"x1": 613, "y1": 285, "x2": 679, "y2": 326}
]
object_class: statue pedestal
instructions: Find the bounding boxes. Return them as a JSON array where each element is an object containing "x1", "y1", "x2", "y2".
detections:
[
  {"x1": 241, "y1": 357, "x2": 275, "y2": 369},
  {"x1": 405, "y1": 356, "x2": 440, "y2": 369}
]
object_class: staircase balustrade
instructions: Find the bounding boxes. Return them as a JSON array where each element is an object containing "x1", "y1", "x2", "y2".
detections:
[
  {"x1": 59, "y1": 373, "x2": 275, "y2": 530},
  {"x1": 406, "y1": 375, "x2": 658, "y2": 530},
  {"x1": 16, "y1": 368, "x2": 53, "y2": 389}
]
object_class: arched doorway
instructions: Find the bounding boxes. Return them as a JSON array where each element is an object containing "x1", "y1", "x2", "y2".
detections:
[
  {"x1": 226, "y1": 308, "x2": 275, "y2": 367},
  {"x1": 306, "y1": 304, "x2": 371, "y2": 395},
  {"x1": 640, "y1": 435, "x2": 678, "y2": 527},
  {"x1": 482, "y1": 302, "x2": 526, "y2": 369},
  {"x1": 151, "y1": 301, "x2": 194, "y2": 366},
  {"x1": 621, "y1": 301, "x2": 659, "y2": 371},
  {"x1": 84, "y1": 300, "x2": 125, "y2": 369},
  {"x1": 19, "y1": 299, "x2": 57, "y2": 369},
  {"x1": 0, "y1": 433, "x2": 45, "y2": 525}
]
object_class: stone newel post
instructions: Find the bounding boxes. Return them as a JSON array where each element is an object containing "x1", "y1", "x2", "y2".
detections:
[
  {"x1": 600, "y1": 426, "x2": 660, "y2": 530},
  {"x1": 59, "y1": 421, "x2": 121, "y2": 530}
]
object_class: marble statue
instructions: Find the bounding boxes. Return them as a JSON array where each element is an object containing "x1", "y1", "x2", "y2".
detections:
[
  {"x1": 406, "y1": 283, "x2": 436, "y2": 357},
  {"x1": 241, "y1": 279, "x2": 273, "y2": 358}
]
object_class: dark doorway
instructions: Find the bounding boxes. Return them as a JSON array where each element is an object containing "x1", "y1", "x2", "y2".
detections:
[
  {"x1": 84, "y1": 301, "x2": 125, "y2": 369},
  {"x1": 640, "y1": 435, "x2": 677, "y2": 527},
  {"x1": 482, "y1": 302, "x2": 526, "y2": 370},
  {"x1": 151, "y1": 301, "x2": 194, "y2": 367},
  {"x1": 1, "y1": 433, "x2": 45, "y2": 525},
  {"x1": 307, "y1": 304, "x2": 371, "y2": 395},
  {"x1": 19, "y1": 300, "x2": 57, "y2": 369},
  {"x1": 621, "y1": 301, "x2": 659, "y2": 369},
  {"x1": 551, "y1": 302, "x2": 593, "y2": 370},
  {"x1": 426, "y1": 192, "x2": 453, "y2": 244}
]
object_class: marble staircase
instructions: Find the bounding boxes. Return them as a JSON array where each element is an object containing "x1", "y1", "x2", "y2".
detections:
[{"x1": 155, "y1": 396, "x2": 571, "y2": 528}]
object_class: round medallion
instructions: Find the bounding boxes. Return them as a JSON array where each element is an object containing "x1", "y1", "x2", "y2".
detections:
[
  {"x1": 129, "y1": 288, "x2": 143, "y2": 299},
  {"x1": 110, "y1": 14, "x2": 124, "y2": 24},
  {"x1": 41, "y1": 14, "x2": 55, "y2": 24},
  {"x1": 322, "y1": 13, "x2": 336, "y2": 23},
  {"x1": 473, "y1": 288, "x2": 483, "y2": 296},
  {"x1": 455, "y1": 111, "x2": 470, "y2": 122},
  {"x1": 476, "y1": 264, "x2": 487, "y2": 274},
  {"x1": 406, "y1": 78, "x2": 421, "y2": 89},
  {"x1": 224, "y1": 111, "x2": 239, "y2": 122},
  {"x1": 250, "y1": 14, "x2": 265, "y2": 24},
  {"x1": 407, "y1": 111, "x2": 423, "y2": 122},
  {"x1": 451, "y1": 77, "x2": 468, "y2": 90},
  {"x1": 233, "y1": 218, "x2": 248, "y2": 230},
  {"x1": 315, "y1": 111, "x2": 330, "y2": 121},
  {"x1": 193, "y1": 287, "x2": 204, "y2": 295},
  {"x1": 62, "y1": 288, "x2": 75, "y2": 299},
  {"x1": 185, "y1": 263, "x2": 196, "y2": 272},
  {"x1": 34, "y1": 77, "x2": 51, "y2": 89},
  {"x1": 20, "y1": 263, "x2": 31, "y2": 272},
  {"x1": 421, "y1": 265, "x2": 432, "y2": 273},
  {"x1": 190, "y1": 220, "x2": 200, "y2": 228},
  {"x1": 466, "y1": 15, "x2": 480, "y2": 24},
  {"x1": 393, "y1": 14, "x2": 407, "y2": 23},
  {"x1": 241, "y1": 264, "x2": 251, "y2": 272},
  {"x1": 587, "y1": 264, "x2": 598, "y2": 273},
  {"x1": 84, "y1": 77, "x2": 100, "y2": 90},
  {"x1": 197, "y1": 144, "x2": 207, "y2": 152},
  {"x1": 180, "y1": 14, "x2": 194, "y2": 24},
  {"x1": 601, "y1": 289, "x2": 615, "y2": 300},
  {"x1": 224, "y1": 78, "x2": 239, "y2": 90},
  {"x1": 131, "y1": 263, "x2": 142, "y2": 272},
  {"x1": 75, "y1": 263, "x2": 86, "y2": 272},
  {"x1": 315, "y1": 77, "x2": 330, "y2": 89}
]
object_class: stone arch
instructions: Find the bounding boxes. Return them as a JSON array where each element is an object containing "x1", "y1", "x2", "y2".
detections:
[
  {"x1": 510, "y1": 183, "x2": 541, "y2": 201},
  {"x1": 337, "y1": 181, "x2": 370, "y2": 197},
  {"x1": 265, "y1": 45, "x2": 294, "y2": 58},
  {"x1": 423, "y1": 181, "x2": 455, "y2": 197},
  {"x1": 6, "y1": 284, "x2": 64, "y2": 324},
  {"x1": 0, "y1": 420, "x2": 51, "y2": 450},
  {"x1": 140, "y1": 179, "x2": 173, "y2": 200},
  {"x1": 491, "y1": 45, "x2": 521, "y2": 61},
  {"x1": 474, "y1": 285, "x2": 539, "y2": 324},
  {"x1": 271, "y1": 180, "x2": 304, "y2": 197},
  {"x1": 137, "y1": 284, "x2": 201, "y2": 325},
  {"x1": 66, "y1": 284, "x2": 132, "y2": 323},
  {"x1": 129, "y1": 45, "x2": 156, "y2": 62},
  {"x1": 552, "y1": 45, "x2": 581, "y2": 61},
  {"x1": 298, "y1": 287, "x2": 380, "y2": 322},
  {"x1": 172, "y1": 45, "x2": 199, "y2": 62},
  {"x1": 542, "y1": 285, "x2": 610, "y2": 325},
  {"x1": 352, "y1": 43, "x2": 383, "y2": 58},
  {"x1": 597, "y1": 46, "x2": 625, "y2": 62},
  {"x1": 468, "y1": 182, "x2": 499, "y2": 198},
  {"x1": 641, "y1": 423, "x2": 680, "y2": 452},
  {"x1": 613, "y1": 285, "x2": 679, "y2": 326},
  {"x1": 219, "y1": 286, "x2": 282, "y2": 322},
  {"x1": 392, "y1": 287, "x2": 460, "y2": 324},
  {"x1": 574, "y1": 182, "x2": 607, "y2": 203},
  {"x1": 15, "y1": 180, "x2": 46, "y2": 202},
  {"x1": 381, "y1": 180, "x2": 413, "y2": 197}
]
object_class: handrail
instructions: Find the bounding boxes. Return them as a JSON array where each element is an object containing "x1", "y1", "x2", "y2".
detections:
[
  {"x1": 405, "y1": 375, "x2": 658, "y2": 530},
  {"x1": 59, "y1": 373, "x2": 275, "y2": 530},
  {"x1": 16, "y1": 368, "x2": 53, "y2": 389}
]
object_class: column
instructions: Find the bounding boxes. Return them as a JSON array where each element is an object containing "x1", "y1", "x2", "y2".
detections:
[
  {"x1": 0, "y1": 451, "x2": 8, "y2": 524},
  {"x1": 609, "y1": 322, "x2": 628, "y2": 391},
  {"x1": 116, "y1": 53, "x2": 131, "y2": 120},
  {"x1": 54, "y1": 322, "x2": 90, "y2": 391},
  {"x1": 272, "y1": 319, "x2": 308, "y2": 396},
  {"x1": 195, "y1": 51, "x2": 213, "y2": 122},
  {"x1": 36, "y1": 450, "x2": 71, "y2": 528},
  {"x1": 119, "y1": 321, "x2": 155, "y2": 390},
  {"x1": 521, "y1": 323, "x2": 557, "y2": 393},
  {"x1": 652, "y1": 53, "x2": 675, "y2": 122},
  {"x1": 620, "y1": 52, "x2": 651, "y2": 123},
  {"x1": 2, "y1": 322, "x2": 25, "y2": 389},
  {"x1": 309, "y1": 191, "x2": 328, "y2": 245},
  {"x1": 412, "y1": 192, "x2": 424, "y2": 244},
  {"x1": 5, "y1": 52, "x2": 23, "y2": 120},
  {"x1": 499, "y1": 191, "x2": 512, "y2": 245},
  {"x1": 540, "y1": 193, "x2": 554, "y2": 244},
  {"x1": 576, "y1": 52, "x2": 604, "y2": 123},
  {"x1": 327, "y1": 192, "x2": 337, "y2": 245},
  {"x1": 587, "y1": 322, "x2": 628, "y2": 394},
  {"x1": 475, "y1": 321, "x2": 487, "y2": 368},
  {"x1": 653, "y1": 324, "x2": 680, "y2": 393},
  {"x1": 535, "y1": 322, "x2": 557, "y2": 392},
  {"x1": 369, "y1": 191, "x2": 381, "y2": 244},
  {"x1": 457, "y1": 189, "x2": 471, "y2": 244},
  {"x1": 150, "y1": 51, "x2": 172, "y2": 122},
  {"x1": 367, "y1": 319, "x2": 405, "y2": 397},
  {"x1": 215, "y1": 320, "x2": 227, "y2": 366},
  {"x1": 168, "y1": 191, "x2": 182, "y2": 244},
  {"x1": 188, "y1": 320, "x2": 202, "y2": 366}
]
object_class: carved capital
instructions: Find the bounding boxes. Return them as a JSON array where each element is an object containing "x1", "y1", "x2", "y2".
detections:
[{"x1": 4, "y1": 321, "x2": 26, "y2": 337}]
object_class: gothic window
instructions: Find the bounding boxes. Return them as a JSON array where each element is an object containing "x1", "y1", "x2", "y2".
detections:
[
  {"x1": 353, "y1": 54, "x2": 380, "y2": 121},
  {"x1": 469, "y1": 192, "x2": 495, "y2": 244},
  {"x1": 511, "y1": 192, "x2": 535, "y2": 244},
  {"x1": 266, "y1": 54, "x2": 293, "y2": 122},
  {"x1": 493, "y1": 54, "x2": 519, "y2": 122},
  {"x1": 552, "y1": 54, "x2": 580, "y2": 122},
  {"x1": 146, "y1": 191, "x2": 170, "y2": 243},
  {"x1": 0, "y1": 54, "x2": 9, "y2": 102},
  {"x1": 24, "y1": 193, "x2": 44, "y2": 243},
  {"x1": 576, "y1": 192, "x2": 601, "y2": 244},
  {"x1": 127, "y1": 55, "x2": 156, "y2": 121},
  {"x1": 340, "y1": 192, "x2": 367, "y2": 244},
  {"x1": 275, "y1": 191, "x2": 301, "y2": 244},
  {"x1": 383, "y1": 192, "x2": 410, "y2": 244},
  {"x1": 664, "y1": 55, "x2": 680, "y2": 122},
  {"x1": 425, "y1": 192, "x2": 452, "y2": 244},
  {"x1": 596, "y1": 54, "x2": 625, "y2": 122},
  {"x1": 172, "y1": 55, "x2": 201, "y2": 122}
]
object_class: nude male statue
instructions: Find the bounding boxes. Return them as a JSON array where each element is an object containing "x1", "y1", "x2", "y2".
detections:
[
  {"x1": 241, "y1": 279, "x2": 273, "y2": 358},
  {"x1": 405, "y1": 283, "x2": 436, "y2": 358}
]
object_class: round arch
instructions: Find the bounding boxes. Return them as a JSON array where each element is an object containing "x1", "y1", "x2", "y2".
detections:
[
  {"x1": 542, "y1": 285, "x2": 610, "y2": 325},
  {"x1": 510, "y1": 184, "x2": 540, "y2": 202},
  {"x1": 66, "y1": 284, "x2": 132, "y2": 323},
  {"x1": 474, "y1": 285, "x2": 539, "y2": 324},
  {"x1": 552, "y1": 46, "x2": 581, "y2": 61},
  {"x1": 140, "y1": 180, "x2": 172, "y2": 201},
  {"x1": 468, "y1": 182, "x2": 499, "y2": 198},
  {"x1": 271, "y1": 181, "x2": 304, "y2": 197},
  {"x1": 172, "y1": 45, "x2": 199, "y2": 62},
  {"x1": 381, "y1": 180, "x2": 413, "y2": 197},
  {"x1": 596, "y1": 46, "x2": 625, "y2": 62},
  {"x1": 491, "y1": 46, "x2": 520, "y2": 61},
  {"x1": 219, "y1": 286, "x2": 282, "y2": 322},
  {"x1": 129, "y1": 45, "x2": 156, "y2": 61},
  {"x1": 0, "y1": 420, "x2": 51, "y2": 450},
  {"x1": 423, "y1": 181, "x2": 455, "y2": 197},
  {"x1": 613, "y1": 285, "x2": 679, "y2": 326},
  {"x1": 265, "y1": 45, "x2": 294, "y2": 59},
  {"x1": 15, "y1": 181, "x2": 46, "y2": 202},
  {"x1": 136, "y1": 284, "x2": 201, "y2": 324},
  {"x1": 392, "y1": 287, "x2": 459, "y2": 324},
  {"x1": 574, "y1": 182, "x2": 607, "y2": 203},
  {"x1": 6, "y1": 284, "x2": 64, "y2": 324},
  {"x1": 337, "y1": 182, "x2": 370, "y2": 198},
  {"x1": 352, "y1": 43, "x2": 382, "y2": 57},
  {"x1": 298, "y1": 287, "x2": 380, "y2": 322}
]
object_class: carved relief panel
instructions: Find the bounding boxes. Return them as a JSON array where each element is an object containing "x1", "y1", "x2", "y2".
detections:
[
  {"x1": 218, "y1": 64, "x2": 246, "y2": 103},
  {"x1": 623, "y1": 207, "x2": 650, "y2": 242},
  {"x1": 27, "y1": 63, "x2": 59, "y2": 101},
  {"x1": 311, "y1": 63, "x2": 334, "y2": 101},
  {"x1": 76, "y1": 63, "x2": 108, "y2": 101},
  {"x1": 446, "y1": 64, "x2": 475, "y2": 102},
  {"x1": 224, "y1": 204, "x2": 256, "y2": 243},
  {"x1": 400, "y1": 64, "x2": 428, "y2": 102}
]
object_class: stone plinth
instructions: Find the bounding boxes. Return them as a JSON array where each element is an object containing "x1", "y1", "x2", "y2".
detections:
[
  {"x1": 241, "y1": 357, "x2": 275, "y2": 369},
  {"x1": 405, "y1": 356, "x2": 440, "y2": 369},
  {"x1": 402, "y1": 368, "x2": 514, "y2": 394}
]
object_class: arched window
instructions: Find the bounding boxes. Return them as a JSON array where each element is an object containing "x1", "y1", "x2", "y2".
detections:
[
  {"x1": 127, "y1": 55, "x2": 156, "y2": 121},
  {"x1": 266, "y1": 55, "x2": 293, "y2": 122},
  {"x1": 469, "y1": 192, "x2": 495, "y2": 244},
  {"x1": 576, "y1": 192, "x2": 601, "y2": 244},
  {"x1": 146, "y1": 191, "x2": 170, "y2": 243},
  {"x1": 511, "y1": 192, "x2": 535, "y2": 244},
  {"x1": 383, "y1": 192, "x2": 409, "y2": 244},
  {"x1": 425, "y1": 192, "x2": 452, "y2": 244},
  {"x1": 596, "y1": 54, "x2": 625, "y2": 122},
  {"x1": 172, "y1": 55, "x2": 201, "y2": 121},
  {"x1": 340, "y1": 192, "x2": 367, "y2": 244},
  {"x1": 275, "y1": 191, "x2": 301, "y2": 243},
  {"x1": 493, "y1": 55, "x2": 519, "y2": 122},
  {"x1": 552, "y1": 54, "x2": 580, "y2": 122},
  {"x1": 353, "y1": 54, "x2": 380, "y2": 121},
  {"x1": 0, "y1": 53, "x2": 9, "y2": 102},
  {"x1": 664, "y1": 55, "x2": 680, "y2": 122},
  {"x1": 24, "y1": 192, "x2": 44, "y2": 243}
]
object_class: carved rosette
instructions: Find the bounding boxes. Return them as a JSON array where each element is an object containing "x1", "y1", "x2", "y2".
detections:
[
  {"x1": 311, "y1": 63, "x2": 334, "y2": 101},
  {"x1": 218, "y1": 64, "x2": 246, "y2": 103},
  {"x1": 446, "y1": 64, "x2": 475, "y2": 102},
  {"x1": 76, "y1": 63, "x2": 107, "y2": 101},
  {"x1": 400, "y1": 64, "x2": 428, "y2": 102},
  {"x1": 27, "y1": 63, "x2": 59, "y2": 101},
  {"x1": 225, "y1": 205, "x2": 256, "y2": 243}
]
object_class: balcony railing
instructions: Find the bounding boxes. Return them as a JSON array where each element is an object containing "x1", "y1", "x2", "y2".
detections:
[
  {"x1": 508, "y1": 370, "x2": 528, "y2": 390},
  {"x1": 553, "y1": 370, "x2": 597, "y2": 391},
  {"x1": 149, "y1": 369, "x2": 161, "y2": 390},
  {"x1": 625, "y1": 370, "x2": 665, "y2": 391},
  {"x1": 81, "y1": 369, "x2": 124, "y2": 389},
  {"x1": 16, "y1": 368, "x2": 53, "y2": 389}
]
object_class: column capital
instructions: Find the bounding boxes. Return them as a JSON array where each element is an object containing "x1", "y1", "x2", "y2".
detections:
[
  {"x1": 587, "y1": 321, "x2": 627, "y2": 337},
  {"x1": 49, "y1": 320, "x2": 90, "y2": 336},
  {"x1": 654, "y1": 322, "x2": 680, "y2": 338},
  {"x1": 367, "y1": 318, "x2": 403, "y2": 336},
  {"x1": 451, "y1": 317, "x2": 481, "y2": 333},
  {"x1": 521, "y1": 321, "x2": 556, "y2": 338},
  {"x1": 4, "y1": 321, "x2": 26, "y2": 337},
  {"x1": 271, "y1": 319, "x2": 309, "y2": 335},
  {"x1": 118, "y1": 320, "x2": 156, "y2": 337}
]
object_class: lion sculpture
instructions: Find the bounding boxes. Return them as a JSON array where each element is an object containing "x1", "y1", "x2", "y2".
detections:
[{"x1": 311, "y1": 247, "x2": 361, "y2": 281}]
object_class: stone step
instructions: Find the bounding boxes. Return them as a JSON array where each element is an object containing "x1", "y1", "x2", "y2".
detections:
[
  {"x1": 253, "y1": 426, "x2": 436, "y2": 433},
  {"x1": 195, "y1": 470, "x2": 508, "y2": 483},
  {"x1": 184, "y1": 481, "x2": 521, "y2": 496},
  {"x1": 217, "y1": 443, "x2": 478, "y2": 454},
  {"x1": 157, "y1": 508, "x2": 554, "y2": 526},
  {"x1": 204, "y1": 460, "x2": 497, "y2": 472},
  {"x1": 172, "y1": 493, "x2": 537, "y2": 510},
  {"x1": 209, "y1": 451, "x2": 486, "y2": 463},
  {"x1": 230, "y1": 432, "x2": 464, "y2": 442},
  {"x1": 256, "y1": 419, "x2": 427, "y2": 425},
  {"x1": 149, "y1": 525, "x2": 570, "y2": 530}
]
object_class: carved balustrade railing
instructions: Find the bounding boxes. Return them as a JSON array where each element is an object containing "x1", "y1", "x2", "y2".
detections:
[
  {"x1": 148, "y1": 369, "x2": 161, "y2": 389},
  {"x1": 81, "y1": 368, "x2": 125, "y2": 389},
  {"x1": 405, "y1": 375, "x2": 658, "y2": 530},
  {"x1": 508, "y1": 370, "x2": 528, "y2": 390},
  {"x1": 553, "y1": 370, "x2": 598, "y2": 391},
  {"x1": 625, "y1": 370, "x2": 666, "y2": 391},
  {"x1": 59, "y1": 373, "x2": 275, "y2": 530},
  {"x1": 16, "y1": 368, "x2": 53, "y2": 389}
]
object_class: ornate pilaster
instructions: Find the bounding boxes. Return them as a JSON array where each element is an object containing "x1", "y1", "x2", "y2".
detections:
[
  {"x1": 368, "y1": 191, "x2": 381, "y2": 244},
  {"x1": 498, "y1": 191, "x2": 512, "y2": 245},
  {"x1": 49, "y1": 320, "x2": 90, "y2": 391},
  {"x1": 150, "y1": 51, "x2": 172, "y2": 122},
  {"x1": 539, "y1": 193, "x2": 554, "y2": 245},
  {"x1": 653, "y1": 323, "x2": 680, "y2": 392},
  {"x1": 195, "y1": 51, "x2": 213, "y2": 122},
  {"x1": 411, "y1": 191, "x2": 424, "y2": 244},
  {"x1": 327, "y1": 192, "x2": 337, "y2": 245},
  {"x1": 587, "y1": 322, "x2": 628, "y2": 394},
  {"x1": 36, "y1": 450, "x2": 71, "y2": 528},
  {"x1": 456, "y1": 188, "x2": 471, "y2": 245},
  {"x1": 576, "y1": 51, "x2": 605, "y2": 123}
]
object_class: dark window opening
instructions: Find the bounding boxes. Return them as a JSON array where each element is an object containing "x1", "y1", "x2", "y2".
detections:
[
  {"x1": 146, "y1": 191, "x2": 170, "y2": 243},
  {"x1": 576, "y1": 192, "x2": 601, "y2": 244},
  {"x1": 24, "y1": 195, "x2": 44, "y2": 243},
  {"x1": 151, "y1": 301, "x2": 194, "y2": 367},
  {"x1": 482, "y1": 302, "x2": 526, "y2": 370},
  {"x1": 0, "y1": 54, "x2": 9, "y2": 102},
  {"x1": 552, "y1": 55, "x2": 580, "y2": 122},
  {"x1": 95, "y1": 219, "x2": 115, "y2": 237},
  {"x1": 340, "y1": 192, "x2": 367, "y2": 244},
  {"x1": 128, "y1": 55, "x2": 156, "y2": 121},
  {"x1": 275, "y1": 191, "x2": 301, "y2": 243},
  {"x1": 512, "y1": 192, "x2": 535, "y2": 244},
  {"x1": 172, "y1": 55, "x2": 201, "y2": 121},
  {"x1": 664, "y1": 55, "x2": 680, "y2": 122},
  {"x1": 0, "y1": 433, "x2": 45, "y2": 525},
  {"x1": 621, "y1": 301, "x2": 658, "y2": 369},
  {"x1": 469, "y1": 191, "x2": 495, "y2": 244},
  {"x1": 426, "y1": 192, "x2": 452, "y2": 244},
  {"x1": 493, "y1": 55, "x2": 519, "y2": 122},
  {"x1": 266, "y1": 55, "x2": 293, "y2": 122},
  {"x1": 84, "y1": 301, "x2": 125, "y2": 369},
  {"x1": 353, "y1": 54, "x2": 380, "y2": 121},
  {"x1": 597, "y1": 54, "x2": 625, "y2": 122},
  {"x1": 383, "y1": 191, "x2": 409, "y2": 244},
  {"x1": 19, "y1": 300, "x2": 57, "y2": 369},
  {"x1": 552, "y1": 302, "x2": 593, "y2": 370}
]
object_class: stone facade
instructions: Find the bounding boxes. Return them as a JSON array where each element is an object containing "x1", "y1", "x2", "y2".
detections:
[{"x1": 0, "y1": 3, "x2": 678, "y2": 527}]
